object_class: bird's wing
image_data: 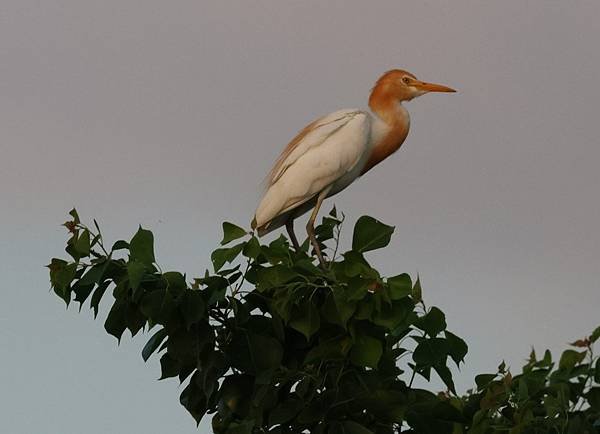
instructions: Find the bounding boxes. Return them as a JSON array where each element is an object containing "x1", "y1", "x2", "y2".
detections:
[
  {"x1": 254, "y1": 109, "x2": 371, "y2": 230},
  {"x1": 267, "y1": 109, "x2": 367, "y2": 185}
]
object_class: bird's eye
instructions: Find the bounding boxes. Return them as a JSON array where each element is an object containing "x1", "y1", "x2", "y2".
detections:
[{"x1": 402, "y1": 76, "x2": 411, "y2": 84}]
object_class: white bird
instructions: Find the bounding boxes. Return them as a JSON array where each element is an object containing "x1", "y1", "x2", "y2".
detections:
[{"x1": 251, "y1": 69, "x2": 455, "y2": 265}]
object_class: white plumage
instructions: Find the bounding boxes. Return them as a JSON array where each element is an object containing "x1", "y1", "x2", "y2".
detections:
[{"x1": 254, "y1": 109, "x2": 371, "y2": 233}]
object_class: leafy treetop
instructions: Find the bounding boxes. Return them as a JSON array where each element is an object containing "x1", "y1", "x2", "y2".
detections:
[{"x1": 49, "y1": 208, "x2": 600, "y2": 433}]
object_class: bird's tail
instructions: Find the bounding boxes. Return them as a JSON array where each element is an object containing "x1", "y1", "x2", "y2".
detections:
[
  {"x1": 250, "y1": 215, "x2": 269, "y2": 237},
  {"x1": 251, "y1": 214, "x2": 288, "y2": 238}
]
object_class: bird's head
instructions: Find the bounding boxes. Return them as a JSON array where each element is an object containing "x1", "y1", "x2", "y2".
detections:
[{"x1": 371, "y1": 69, "x2": 456, "y2": 103}]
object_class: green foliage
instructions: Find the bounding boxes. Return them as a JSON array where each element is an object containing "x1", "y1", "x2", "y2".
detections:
[
  {"x1": 352, "y1": 216, "x2": 394, "y2": 253},
  {"x1": 461, "y1": 339, "x2": 600, "y2": 434},
  {"x1": 49, "y1": 209, "x2": 600, "y2": 433}
]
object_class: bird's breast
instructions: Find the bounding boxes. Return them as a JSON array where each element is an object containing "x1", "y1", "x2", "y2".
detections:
[
  {"x1": 369, "y1": 104, "x2": 410, "y2": 144},
  {"x1": 360, "y1": 106, "x2": 410, "y2": 175}
]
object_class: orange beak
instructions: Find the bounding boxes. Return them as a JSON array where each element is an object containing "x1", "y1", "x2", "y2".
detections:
[{"x1": 414, "y1": 80, "x2": 456, "y2": 93}]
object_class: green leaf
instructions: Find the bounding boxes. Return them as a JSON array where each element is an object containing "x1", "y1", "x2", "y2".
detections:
[
  {"x1": 227, "y1": 330, "x2": 280, "y2": 377},
  {"x1": 350, "y1": 333, "x2": 383, "y2": 368},
  {"x1": 475, "y1": 373, "x2": 497, "y2": 390},
  {"x1": 587, "y1": 387, "x2": 600, "y2": 411},
  {"x1": 69, "y1": 208, "x2": 80, "y2": 224},
  {"x1": 242, "y1": 236, "x2": 261, "y2": 259},
  {"x1": 271, "y1": 291, "x2": 293, "y2": 322},
  {"x1": 559, "y1": 349, "x2": 586, "y2": 370},
  {"x1": 179, "y1": 373, "x2": 208, "y2": 424},
  {"x1": 197, "y1": 275, "x2": 229, "y2": 306},
  {"x1": 594, "y1": 358, "x2": 600, "y2": 383},
  {"x1": 297, "y1": 402, "x2": 327, "y2": 425},
  {"x1": 197, "y1": 351, "x2": 226, "y2": 401},
  {"x1": 78, "y1": 261, "x2": 108, "y2": 287},
  {"x1": 167, "y1": 328, "x2": 202, "y2": 367},
  {"x1": 142, "y1": 328, "x2": 167, "y2": 362},
  {"x1": 445, "y1": 331, "x2": 468, "y2": 366},
  {"x1": 354, "y1": 300, "x2": 374, "y2": 321},
  {"x1": 48, "y1": 259, "x2": 76, "y2": 290},
  {"x1": 256, "y1": 264, "x2": 297, "y2": 291},
  {"x1": 373, "y1": 298, "x2": 413, "y2": 330},
  {"x1": 517, "y1": 378, "x2": 528, "y2": 402},
  {"x1": 342, "y1": 421, "x2": 374, "y2": 434},
  {"x1": 268, "y1": 398, "x2": 303, "y2": 425},
  {"x1": 343, "y1": 251, "x2": 378, "y2": 279},
  {"x1": 352, "y1": 215, "x2": 394, "y2": 253},
  {"x1": 163, "y1": 271, "x2": 187, "y2": 297},
  {"x1": 543, "y1": 394, "x2": 561, "y2": 418},
  {"x1": 111, "y1": 240, "x2": 129, "y2": 251},
  {"x1": 179, "y1": 291, "x2": 205, "y2": 329},
  {"x1": 217, "y1": 264, "x2": 241, "y2": 278},
  {"x1": 130, "y1": 226, "x2": 155, "y2": 266},
  {"x1": 49, "y1": 260, "x2": 77, "y2": 305},
  {"x1": 332, "y1": 289, "x2": 357, "y2": 326},
  {"x1": 527, "y1": 347, "x2": 537, "y2": 364},
  {"x1": 293, "y1": 258, "x2": 323, "y2": 278},
  {"x1": 434, "y1": 364, "x2": 456, "y2": 394},
  {"x1": 74, "y1": 229, "x2": 91, "y2": 256},
  {"x1": 126, "y1": 303, "x2": 146, "y2": 337},
  {"x1": 315, "y1": 215, "x2": 341, "y2": 244},
  {"x1": 140, "y1": 289, "x2": 175, "y2": 324},
  {"x1": 305, "y1": 337, "x2": 352, "y2": 363},
  {"x1": 90, "y1": 233, "x2": 101, "y2": 249},
  {"x1": 412, "y1": 275, "x2": 423, "y2": 303},
  {"x1": 158, "y1": 353, "x2": 179, "y2": 380},
  {"x1": 211, "y1": 242, "x2": 244, "y2": 272},
  {"x1": 387, "y1": 273, "x2": 412, "y2": 299},
  {"x1": 72, "y1": 281, "x2": 95, "y2": 306},
  {"x1": 90, "y1": 280, "x2": 110, "y2": 318},
  {"x1": 412, "y1": 337, "x2": 448, "y2": 367},
  {"x1": 345, "y1": 277, "x2": 370, "y2": 301},
  {"x1": 590, "y1": 326, "x2": 600, "y2": 343},
  {"x1": 430, "y1": 400, "x2": 466, "y2": 423},
  {"x1": 538, "y1": 349, "x2": 552, "y2": 367},
  {"x1": 261, "y1": 235, "x2": 291, "y2": 264},
  {"x1": 104, "y1": 300, "x2": 128, "y2": 341},
  {"x1": 127, "y1": 260, "x2": 146, "y2": 291},
  {"x1": 224, "y1": 421, "x2": 254, "y2": 434},
  {"x1": 289, "y1": 301, "x2": 320, "y2": 340},
  {"x1": 221, "y1": 222, "x2": 248, "y2": 245},
  {"x1": 250, "y1": 333, "x2": 284, "y2": 371},
  {"x1": 225, "y1": 333, "x2": 254, "y2": 373},
  {"x1": 294, "y1": 377, "x2": 313, "y2": 399},
  {"x1": 415, "y1": 307, "x2": 447, "y2": 337}
]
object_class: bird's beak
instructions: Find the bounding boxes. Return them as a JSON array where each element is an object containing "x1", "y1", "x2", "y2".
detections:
[{"x1": 413, "y1": 80, "x2": 456, "y2": 93}]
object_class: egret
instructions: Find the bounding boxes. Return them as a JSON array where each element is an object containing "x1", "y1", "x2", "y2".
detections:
[{"x1": 251, "y1": 69, "x2": 455, "y2": 266}]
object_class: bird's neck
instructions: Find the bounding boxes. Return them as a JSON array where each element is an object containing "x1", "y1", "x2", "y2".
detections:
[{"x1": 361, "y1": 90, "x2": 410, "y2": 175}]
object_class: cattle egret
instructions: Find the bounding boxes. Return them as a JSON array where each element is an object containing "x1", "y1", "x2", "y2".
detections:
[{"x1": 252, "y1": 69, "x2": 455, "y2": 266}]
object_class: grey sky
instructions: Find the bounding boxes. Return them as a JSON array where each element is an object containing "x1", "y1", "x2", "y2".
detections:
[{"x1": 2, "y1": 1, "x2": 599, "y2": 433}]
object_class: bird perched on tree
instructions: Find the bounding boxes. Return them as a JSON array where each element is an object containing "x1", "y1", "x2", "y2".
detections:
[{"x1": 251, "y1": 69, "x2": 455, "y2": 266}]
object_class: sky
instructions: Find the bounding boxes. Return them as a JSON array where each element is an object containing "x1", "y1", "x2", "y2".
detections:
[{"x1": 1, "y1": 1, "x2": 600, "y2": 433}]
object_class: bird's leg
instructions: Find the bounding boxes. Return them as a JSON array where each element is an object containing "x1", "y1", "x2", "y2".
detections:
[
  {"x1": 306, "y1": 187, "x2": 331, "y2": 268},
  {"x1": 285, "y1": 219, "x2": 301, "y2": 251}
]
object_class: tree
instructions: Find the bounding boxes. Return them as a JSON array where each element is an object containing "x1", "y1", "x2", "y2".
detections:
[{"x1": 48, "y1": 209, "x2": 600, "y2": 433}]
